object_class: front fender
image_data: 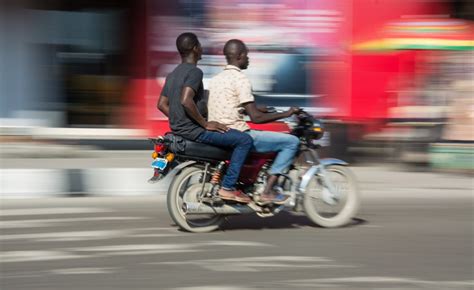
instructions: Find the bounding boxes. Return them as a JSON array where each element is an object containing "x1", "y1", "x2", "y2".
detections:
[
  {"x1": 319, "y1": 158, "x2": 348, "y2": 167},
  {"x1": 298, "y1": 158, "x2": 348, "y2": 193}
]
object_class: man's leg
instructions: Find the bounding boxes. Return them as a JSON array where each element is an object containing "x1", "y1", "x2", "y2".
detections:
[
  {"x1": 247, "y1": 130, "x2": 300, "y2": 175},
  {"x1": 247, "y1": 130, "x2": 299, "y2": 204},
  {"x1": 197, "y1": 129, "x2": 253, "y2": 202}
]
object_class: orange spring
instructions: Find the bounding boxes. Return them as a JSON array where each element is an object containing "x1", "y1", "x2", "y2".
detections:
[{"x1": 210, "y1": 171, "x2": 222, "y2": 184}]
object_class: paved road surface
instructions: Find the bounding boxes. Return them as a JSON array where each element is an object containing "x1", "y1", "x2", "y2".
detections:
[{"x1": 1, "y1": 191, "x2": 473, "y2": 290}]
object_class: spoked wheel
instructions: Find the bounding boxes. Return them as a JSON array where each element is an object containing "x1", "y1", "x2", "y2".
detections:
[
  {"x1": 167, "y1": 166, "x2": 223, "y2": 233},
  {"x1": 303, "y1": 165, "x2": 360, "y2": 228}
]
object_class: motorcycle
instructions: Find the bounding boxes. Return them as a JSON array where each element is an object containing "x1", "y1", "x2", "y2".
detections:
[{"x1": 148, "y1": 110, "x2": 360, "y2": 233}]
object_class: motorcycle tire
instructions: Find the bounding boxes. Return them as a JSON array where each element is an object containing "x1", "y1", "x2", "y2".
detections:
[
  {"x1": 303, "y1": 165, "x2": 360, "y2": 228},
  {"x1": 167, "y1": 166, "x2": 223, "y2": 233}
]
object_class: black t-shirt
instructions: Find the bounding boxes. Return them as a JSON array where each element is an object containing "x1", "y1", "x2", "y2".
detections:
[{"x1": 161, "y1": 63, "x2": 207, "y2": 140}]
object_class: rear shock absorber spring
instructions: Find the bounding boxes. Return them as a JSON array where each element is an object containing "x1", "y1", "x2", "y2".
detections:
[{"x1": 210, "y1": 161, "x2": 226, "y2": 185}]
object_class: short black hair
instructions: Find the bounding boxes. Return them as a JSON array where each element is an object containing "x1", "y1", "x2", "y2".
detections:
[
  {"x1": 223, "y1": 39, "x2": 246, "y2": 62},
  {"x1": 176, "y1": 32, "x2": 199, "y2": 56}
]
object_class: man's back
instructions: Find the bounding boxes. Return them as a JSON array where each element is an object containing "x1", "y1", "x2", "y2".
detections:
[
  {"x1": 207, "y1": 65, "x2": 254, "y2": 132},
  {"x1": 162, "y1": 63, "x2": 206, "y2": 140}
]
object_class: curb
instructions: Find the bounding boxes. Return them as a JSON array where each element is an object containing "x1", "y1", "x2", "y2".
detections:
[
  {"x1": 1, "y1": 168, "x2": 170, "y2": 198},
  {"x1": 2, "y1": 166, "x2": 473, "y2": 199}
]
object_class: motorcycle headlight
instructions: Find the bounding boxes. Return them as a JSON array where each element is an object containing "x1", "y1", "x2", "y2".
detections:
[
  {"x1": 309, "y1": 125, "x2": 324, "y2": 140},
  {"x1": 307, "y1": 119, "x2": 325, "y2": 141}
]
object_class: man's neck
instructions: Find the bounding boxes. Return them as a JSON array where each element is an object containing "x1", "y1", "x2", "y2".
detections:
[
  {"x1": 227, "y1": 62, "x2": 240, "y2": 68},
  {"x1": 181, "y1": 55, "x2": 198, "y2": 65}
]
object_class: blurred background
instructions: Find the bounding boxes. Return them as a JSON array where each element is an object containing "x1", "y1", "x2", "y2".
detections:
[
  {"x1": 1, "y1": 0, "x2": 473, "y2": 170},
  {"x1": 1, "y1": 1, "x2": 473, "y2": 289}
]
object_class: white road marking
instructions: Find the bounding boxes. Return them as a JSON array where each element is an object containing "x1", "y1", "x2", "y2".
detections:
[
  {"x1": 0, "y1": 230, "x2": 129, "y2": 241},
  {"x1": 290, "y1": 276, "x2": 426, "y2": 283},
  {"x1": 51, "y1": 267, "x2": 117, "y2": 275},
  {"x1": 65, "y1": 241, "x2": 270, "y2": 255},
  {"x1": 172, "y1": 287, "x2": 251, "y2": 290},
  {"x1": 360, "y1": 224, "x2": 383, "y2": 228},
  {"x1": 1, "y1": 273, "x2": 43, "y2": 279},
  {"x1": 200, "y1": 241, "x2": 272, "y2": 247},
  {"x1": 0, "y1": 207, "x2": 113, "y2": 216},
  {"x1": 0, "y1": 216, "x2": 147, "y2": 229},
  {"x1": 1, "y1": 241, "x2": 271, "y2": 264},
  {"x1": 101, "y1": 249, "x2": 198, "y2": 256},
  {"x1": 133, "y1": 234, "x2": 182, "y2": 238},
  {"x1": 156, "y1": 256, "x2": 355, "y2": 272},
  {"x1": 0, "y1": 251, "x2": 82, "y2": 263},
  {"x1": 69, "y1": 244, "x2": 196, "y2": 252},
  {"x1": 282, "y1": 277, "x2": 474, "y2": 288},
  {"x1": 0, "y1": 226, "x2": 186, "y2": 242},
  {"x1": 132, "y1": 227, "x2": 181, "y2": 231},
  {"x1": 0, "y1": 246, "x2": 198, "y2": 264},
  {"x1": 199, "y1": 256, "x2": 332, "y2": 262}
]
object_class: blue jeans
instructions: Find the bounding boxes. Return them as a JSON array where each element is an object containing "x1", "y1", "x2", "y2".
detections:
[
  {"x1": 247, "y1": 130, "x2": 300, "y2": 175},
  {"x1": 196, "y1": 128, "x2": 253, "y2": 190}
]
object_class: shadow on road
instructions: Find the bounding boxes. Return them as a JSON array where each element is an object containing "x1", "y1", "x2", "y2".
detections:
[
  {"x1": 216, "y1": 212, "x2": 367, "y2": 231},
  {"x1": 171, "y1": 212, "x2": 367, "y2": 232}
]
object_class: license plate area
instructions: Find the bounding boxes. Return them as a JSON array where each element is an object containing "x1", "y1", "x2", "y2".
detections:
[{"x1": 151, "y1": 158, "x2": 168, "y2": 170}]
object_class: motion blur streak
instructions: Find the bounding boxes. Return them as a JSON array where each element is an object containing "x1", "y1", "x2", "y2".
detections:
[{"x1": 0, "y1": 1, "x2": 472, "y2": 289}]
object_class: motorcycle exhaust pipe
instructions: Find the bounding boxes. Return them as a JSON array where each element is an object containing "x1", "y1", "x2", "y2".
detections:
[{"x1": 182, "y1": 202, "x2": 255, "y2": 215}]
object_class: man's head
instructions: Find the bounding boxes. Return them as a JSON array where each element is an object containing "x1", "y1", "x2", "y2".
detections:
[
  {"x1": 176, "y1": 32, "x2": 202, "y2": 60},
  {"x1": 223, "y1": 39, "x2": 249, "y2": 70}
]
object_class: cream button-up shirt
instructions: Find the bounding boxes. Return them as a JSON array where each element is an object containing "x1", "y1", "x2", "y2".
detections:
[{"x1": 207, "y1": 65, "x2": 254, "y2": 132}]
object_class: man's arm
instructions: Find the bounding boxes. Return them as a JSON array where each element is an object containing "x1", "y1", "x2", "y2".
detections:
[
  {"x1": 236, "y1": 76, "x2": 298, "y2": 123},
  {"x1": 180, "y1": 87, "x2": 207, "y2": 127},
  {"x1": 256, "y1": 105, "x2": 269, "y2": 113},
  {"x1": 243, "y1": 102, "x2": 299, "y2": 124},
  {"x1": 181, "y1": 87, "x2": 228, "y2": 133},
  {"x1": 157, "y1": 95, "x2": 169, "y2": 117}
]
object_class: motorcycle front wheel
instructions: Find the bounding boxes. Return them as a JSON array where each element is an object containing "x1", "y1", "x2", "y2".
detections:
[
  {"x1": 167, "y1": 166, "x2": 223, "y2": 233},
  {"x1": 303, "y1": 165, "x2": 360, "y2": 228}
]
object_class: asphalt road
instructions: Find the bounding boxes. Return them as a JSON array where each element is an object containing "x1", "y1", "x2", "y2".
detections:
[{"x1": 1, "y1": 191, "x2": 473, "y2": 290}]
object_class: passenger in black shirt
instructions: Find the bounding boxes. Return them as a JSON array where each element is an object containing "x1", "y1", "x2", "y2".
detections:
[{"x1": 157, "y1": 32, "x2": 253, "y2": 203}]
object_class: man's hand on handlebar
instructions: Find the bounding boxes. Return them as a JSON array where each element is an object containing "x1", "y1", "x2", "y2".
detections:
[{"x1": 285, "y1": 107, "x2": 302, "y2": 117}]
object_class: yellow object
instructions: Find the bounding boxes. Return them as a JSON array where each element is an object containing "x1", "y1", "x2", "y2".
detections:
[
  {"x1": 152, "y1": 152, "x2": 158, "y2": 159},
  {"x1": 313, "y1": 127, "x2": 322, "y2": 132},
  {"x1": 352, "y1": 38, "x2": 474, "y2": 51},
  {"x1": 166, "y1": 153, "x2": 175, "y2": 162}
]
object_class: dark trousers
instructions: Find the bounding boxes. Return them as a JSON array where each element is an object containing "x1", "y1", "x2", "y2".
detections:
[{"x1": 196, "y1": 128, "x2": 253, "y2": 189}]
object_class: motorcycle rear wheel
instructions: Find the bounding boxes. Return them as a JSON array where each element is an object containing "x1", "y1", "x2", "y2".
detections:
[
  {"x1": 303, "y1": 165, "x2": 360, "y2": 228},
  {"x1": 167, "y1": 166, "x2": 223, "y2": 233}
]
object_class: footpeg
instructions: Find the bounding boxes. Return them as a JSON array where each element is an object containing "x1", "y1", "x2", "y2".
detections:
[
  {"x1": 147, "y1": 175, "x2": 163, "y2": 184},
  {"x1": 201, "y1": 196, "x2": 224, "y2": 206}
]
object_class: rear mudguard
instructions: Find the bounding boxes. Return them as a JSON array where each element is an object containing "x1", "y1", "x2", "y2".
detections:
[
  {"x1": 153, "y1": 160, "x2": 197, "y2": 184},
  {"x1": 167, "y1": 160, "x2": 197, "y2": 177},
  {"x1": 298, "y1": 158, "x2": 348, "y2": 193}
]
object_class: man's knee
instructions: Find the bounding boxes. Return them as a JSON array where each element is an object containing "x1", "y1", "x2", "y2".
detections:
[
  {"x1": 235, "y1": 132, "x2": 253, "y2": 148},
  {"x1": 287, "y1": 135, "x2": 300, "y2": 149},
  {"x1": 239, "y1": 133, "x2": 253, "y2": 148}
]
